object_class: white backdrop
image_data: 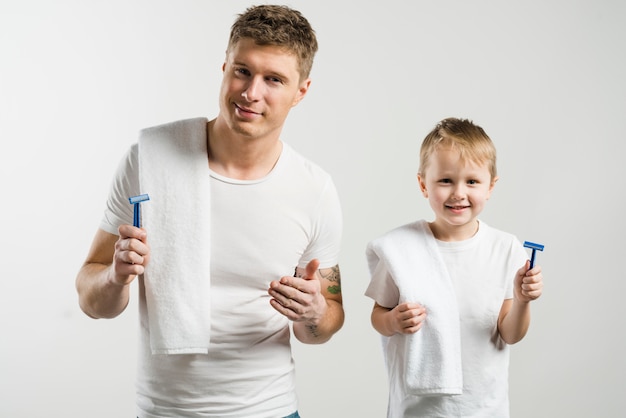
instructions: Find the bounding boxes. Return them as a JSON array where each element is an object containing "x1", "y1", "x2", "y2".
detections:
[{"x1": 1, "y1": 1, "x2": 625, "y2": 417}]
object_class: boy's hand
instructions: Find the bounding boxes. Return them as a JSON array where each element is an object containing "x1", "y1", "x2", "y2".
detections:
[
  {"x1": 390, "y1": 302, "x2": 427, "y2": 334},
  {"x1": 514, "y1": 260, "x2": 543, "y2": 303}
]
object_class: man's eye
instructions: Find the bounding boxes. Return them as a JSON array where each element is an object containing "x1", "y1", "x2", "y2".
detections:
[
  {"x1": 236, "y1": 68, "x2": 250, "y2": 76},
  {"x1": 267, "y1": 76, "x2": 283, "y2": 84}
]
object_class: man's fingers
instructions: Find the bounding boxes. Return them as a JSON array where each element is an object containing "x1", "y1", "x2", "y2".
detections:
[{"x1": 303, "y1": 258, "x2": 320, "y2": 280}]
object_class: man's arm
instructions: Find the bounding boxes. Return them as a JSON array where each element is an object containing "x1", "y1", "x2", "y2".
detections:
[
  {"x1": 268, "y1": 260, "x2": 344, "y2": 344},
  {"x1": 293, "y1": 263, "x2": 343, "y2": 344},
  {"x1": 76, "y1": 225, "x2": 149, "y2": 319}
]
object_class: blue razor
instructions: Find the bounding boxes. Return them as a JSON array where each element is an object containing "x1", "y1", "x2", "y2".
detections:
[
  {"x1": 523, "y1": 241, "x2": 544, "y2": 269},
  {"x1": 128, "y1": 194, "x2": 150, "y2": 227}
]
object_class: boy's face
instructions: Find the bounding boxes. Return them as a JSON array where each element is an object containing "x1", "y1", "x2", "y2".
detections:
[
  {"x1": 218, "y1": 38, "x2": 310, "y2": 141},
  {"x1": 418, "y1": 146, "x2": 497, "y2": 240}
]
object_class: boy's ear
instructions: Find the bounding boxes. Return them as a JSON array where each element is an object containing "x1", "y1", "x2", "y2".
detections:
[
  {"x1": 417, "y1": 173, "x2": 428, "y2": 197},
  {"x1": 487, "y1": 176, "x2": 499, "y2": 199}
]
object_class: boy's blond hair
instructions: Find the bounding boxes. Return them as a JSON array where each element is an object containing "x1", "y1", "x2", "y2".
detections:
[
  {"x1": 228, "y1": 5, "x2": 318, "y2": 80},
  {"x1": 418, "y1": 117, "x2": 497, "y2": 180}
]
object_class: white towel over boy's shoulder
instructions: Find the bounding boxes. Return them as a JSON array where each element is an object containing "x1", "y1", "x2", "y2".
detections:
[
  {"x1": 138, "y1": 117, "x2": 212, "y2": 355},
  {"x1": 365, "y1": 219, "x2": 463, "y2": 396}
]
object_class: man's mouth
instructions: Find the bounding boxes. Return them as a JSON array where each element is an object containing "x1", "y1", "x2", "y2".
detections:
[{"x1": 235, "y1": 103, "x2": 261, "y2": 116}]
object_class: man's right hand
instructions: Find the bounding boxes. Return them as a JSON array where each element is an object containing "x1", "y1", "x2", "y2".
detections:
[{"x1": 112, "y1": 224, "x2": 151, "y2": 285}]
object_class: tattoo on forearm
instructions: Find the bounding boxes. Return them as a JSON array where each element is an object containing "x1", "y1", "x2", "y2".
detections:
[
  {"x1": 307, "y1": 324, "x2": 320, "y2": 338},
  {"x1": 327, "y1": 285, "x2": 341, "y2": 294},
  {"x1": 293, "y1": 264, "x2": 342, "y2": 294},
  {"x1": 322, "y1": 265, "x2": 341, "y2": 295}
]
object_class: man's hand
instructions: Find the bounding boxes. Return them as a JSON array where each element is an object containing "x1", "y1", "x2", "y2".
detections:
[
  {"x1": 76, "y1": 226, "x2": 150, "y2": 319},
  {"x1": 111, "y1": 224, "x2": 151, "y2": 286},
  {"x1": 268, "y1": 259, "x2": 326, "y2": 325}
]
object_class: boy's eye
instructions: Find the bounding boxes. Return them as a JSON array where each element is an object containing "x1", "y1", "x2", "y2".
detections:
[
  {"x1": 468, "y1": 179, "x2": 478, "y2": 185},
  {"x1": 439, "y1": 179, "x2": 452, "y2": 184}
]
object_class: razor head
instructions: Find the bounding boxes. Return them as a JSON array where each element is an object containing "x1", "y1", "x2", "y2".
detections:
[
  {"x1": 523, "y1": 241, "x2": 544, "y2": 251},
  {"x1": 129, "y1": 194, "x2": 150, "y2": 204}
]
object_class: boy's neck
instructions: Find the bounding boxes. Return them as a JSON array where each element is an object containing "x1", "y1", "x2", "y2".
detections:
[{"x1": 428, "y1": 219, "x2": 479, "y2": 242}]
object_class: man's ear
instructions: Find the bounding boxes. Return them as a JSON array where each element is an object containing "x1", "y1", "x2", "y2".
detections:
[{"x1": 292, "y1": 78, "x2": 311, "y2": 107}]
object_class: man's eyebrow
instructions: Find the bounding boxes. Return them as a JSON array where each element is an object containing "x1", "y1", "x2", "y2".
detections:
[{"x1": 231, "y1": 61, "x2": 292, "y2": 83}]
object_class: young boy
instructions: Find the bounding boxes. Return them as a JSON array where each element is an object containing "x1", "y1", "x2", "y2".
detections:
[{"x1": 365, "y1": 117, "x2": 543, "y2": 417}]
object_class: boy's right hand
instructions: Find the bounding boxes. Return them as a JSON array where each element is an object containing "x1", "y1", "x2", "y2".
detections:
[{"x1": 390, "y1": 302, "x2": 427, "y2": 334}]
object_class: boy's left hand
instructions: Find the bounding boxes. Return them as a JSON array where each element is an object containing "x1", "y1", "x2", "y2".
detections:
[{"x1": 514, "y1": 260, "x2": 543, "y2": 303}]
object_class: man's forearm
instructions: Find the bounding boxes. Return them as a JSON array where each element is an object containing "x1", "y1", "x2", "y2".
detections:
[
  {"x1": 293, "y1": 299, "x2": 344, "y2": 344},
  {"x1": 76, "y1": 263, "x2": 130, "y2": 319}
]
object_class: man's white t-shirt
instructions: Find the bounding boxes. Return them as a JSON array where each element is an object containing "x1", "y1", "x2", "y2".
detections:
[{"x1": 100, "y1": 141, "x2": 342, "y2": 418}]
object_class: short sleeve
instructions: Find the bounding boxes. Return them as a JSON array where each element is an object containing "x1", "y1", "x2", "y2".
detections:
[
  {"x1": 300, "y1": 177, "x2": 343, "y2": 269},
  {"x1": 99, "y1": 144, "x2": 140, "y2": 235},
  {"x1": 364, "y1": 243, "x2": 400, "y2": 308}
]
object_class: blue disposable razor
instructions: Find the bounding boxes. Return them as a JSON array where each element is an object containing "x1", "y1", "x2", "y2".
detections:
[
  {"x1": 129, "y1": 194, "x2": 150, "y2": 227},
  {"x1": 523, "y1": 241, "x2": 544, "y2": 269}
]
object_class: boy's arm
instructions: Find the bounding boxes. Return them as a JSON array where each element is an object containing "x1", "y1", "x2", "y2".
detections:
[
  {"x1": 371, "y1": 302, "x2": 427, "y2": 337},
  {"x1": 498, "y1": 261, "x2": 543, "y2": 344}
]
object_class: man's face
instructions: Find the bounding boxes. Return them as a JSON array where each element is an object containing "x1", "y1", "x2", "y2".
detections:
[{"x1": 218, "y1": 38, "x2": 310, "y2": 140}]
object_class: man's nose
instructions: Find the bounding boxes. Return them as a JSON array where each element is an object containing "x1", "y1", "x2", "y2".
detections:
[{"x1": 242, "y1": 76, "x2": 263, "y2": 101}]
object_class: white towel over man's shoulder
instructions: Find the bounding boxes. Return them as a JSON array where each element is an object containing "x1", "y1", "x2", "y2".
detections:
[
  {"x1": 138, "y1": 117, "x2": 212, "y2": 355},
  {"x1": 365, "y1": 220, "x2": 463, "y2": 395}
]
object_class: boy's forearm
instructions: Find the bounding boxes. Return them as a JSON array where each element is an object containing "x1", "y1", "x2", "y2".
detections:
[
  {"x1": 498, "y1": 299, "x2": 531, "y2": 344},
  {"x1": 371, "y1": 305, "x2": 395, "y2": 337}
]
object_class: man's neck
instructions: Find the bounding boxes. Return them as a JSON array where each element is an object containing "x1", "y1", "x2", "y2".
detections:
[{"x1": 206, "y1": 118, "x2": 283, "y2": 180}]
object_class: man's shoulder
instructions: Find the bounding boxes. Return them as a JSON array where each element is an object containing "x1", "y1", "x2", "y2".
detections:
[
  {"x1": 138, "y1": 117, "x2": 209, "y2": 154},
  {"x1": 140, "y1": 117, "x2": 208, "y2": 138},
  {"x1": 282, "y1": 142, "x2": 333, "y2": 182}
]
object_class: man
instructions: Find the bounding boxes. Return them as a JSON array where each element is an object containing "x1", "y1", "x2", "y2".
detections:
[{"x1": 76, "y1": 5, "x2": 343, "y2": 417}]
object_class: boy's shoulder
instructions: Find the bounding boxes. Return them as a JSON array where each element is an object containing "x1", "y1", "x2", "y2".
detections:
[
  {"x1": 370, "y1": 219, "x2": 428, "y2": 242},
  {"x1": 478, "y1": 220, "x2": 522, "y2": 247},
  {"x1": 366, "y1": 220, "x2": 430, "y2": 255}
]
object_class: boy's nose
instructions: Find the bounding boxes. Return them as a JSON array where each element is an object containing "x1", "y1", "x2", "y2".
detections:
[{"x1": 451, "y1": 184, "x2": 466, "y2": 199}]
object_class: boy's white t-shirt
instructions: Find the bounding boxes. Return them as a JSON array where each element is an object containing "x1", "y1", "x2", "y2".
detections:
[
  {"x1": 366, "y1": 220, "x2": 527, "y2": 418},
  {"x1": 100, "y1": 141, "x2": 342, "y2": 418}
]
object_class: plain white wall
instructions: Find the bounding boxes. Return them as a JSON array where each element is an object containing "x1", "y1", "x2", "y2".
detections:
[{"x1": 1, "y1": 0, "x2": 625, "y2": 416}]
